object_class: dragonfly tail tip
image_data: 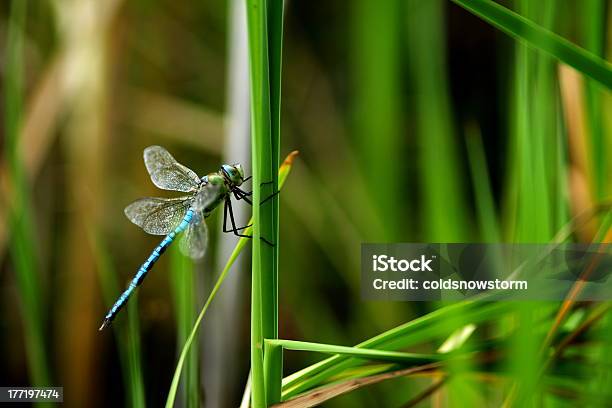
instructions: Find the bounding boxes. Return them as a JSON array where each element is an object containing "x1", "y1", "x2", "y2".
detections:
[{"x1": 99, "y1": 319, "x2": 111, "y2": 331}]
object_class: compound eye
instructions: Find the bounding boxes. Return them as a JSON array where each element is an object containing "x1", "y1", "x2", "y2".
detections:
[
  {"x1": 221, "y1": 165, "x2": 231, "y2": 178},
  {"x1": 234, "y1": 164, "x2": 244, "y2": 180}
]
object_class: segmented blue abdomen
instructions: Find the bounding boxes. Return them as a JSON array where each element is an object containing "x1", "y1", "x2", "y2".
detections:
[{"x1": 100, "y1": 209, "x2": 194, "y2": 329}]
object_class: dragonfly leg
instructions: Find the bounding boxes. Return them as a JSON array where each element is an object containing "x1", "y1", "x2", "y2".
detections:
[
  {"x1": 225, "y1": 198, "x2": 274, "y2": 246},
  {"x1": 233, "y1": 189, "x2": 253, "y2": 205},
  {"x1": 222, "y1": 198, "x2": 252, "y2": 232},
  {"x1": 232, "y1": 187, "x2": 278, "y2": 206},
  {"x1": 260, "y1": 190, "x2": 279, "y2": 205},
  {"x1": 236, "y1": 187, "x2": 253, "y2": 196},
  {"x1": 234, "y1": 180, "x2": 272, "y2": 198}
]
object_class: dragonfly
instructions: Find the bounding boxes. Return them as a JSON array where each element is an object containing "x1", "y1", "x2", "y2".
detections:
[{"x1": 99, "y1": 145, "x2": 257, "y2": 330}]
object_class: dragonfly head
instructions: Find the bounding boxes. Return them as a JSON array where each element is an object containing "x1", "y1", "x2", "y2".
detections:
[{"x1": 221, "y1": 163, "x2": 245, "y2": 187}]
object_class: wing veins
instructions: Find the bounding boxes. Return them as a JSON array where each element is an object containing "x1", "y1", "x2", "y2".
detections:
[
  {"x1": 125, "y1": 196, "x2": 193, "y2": 235},
  {"x1": 144, "y1": 146, "x2": 201, "y2": 192}
]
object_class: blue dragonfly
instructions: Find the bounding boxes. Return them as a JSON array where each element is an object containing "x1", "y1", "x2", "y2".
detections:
[{"x1": 100, "y1": 146, "x2": 255, "y2": 330}]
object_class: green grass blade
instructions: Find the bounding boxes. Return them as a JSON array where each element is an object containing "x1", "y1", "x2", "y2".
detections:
[
  {"x1": 407, "y1": 0, "x2": 470, "y2": 241},
  {"x1": 507, "y1": 0, "x2": 558, "y2": 242},
  {"x1": 281, "y1": 202, "x2": 602, "y2": 399},
  {"x1": 165, "y1": 241, "x2": 245, "y2": 408},
  {"x1": 246, "y1": 0, "x2": 284, "y2": 404},
  {"x1": 501, "y1": 3, "x2": 560, "y2": 400},
  {"x1": 352, "y1": 0, "x2": 403, "y2": 239},
  {"x1": 264, "y1": 340, "x2": 283, "y2": 405},
  {"x1": 581, "y1": 0, "x2": 607, "y2": 199},
  {"x1": 125, "y1": 300, "x2": 145, "y2": 408},
  {"x1": 449, "y1": 0, "x2": 612, "y2": 89},
  {"x1": 267, "y1": 339, "x2": 444, "y2": 365},
  {"x1": 282, "y1": 301, "x2": 510, "y2": 398},
  {"x1": 90, "y1": 230, "x2": 145, "y2": 408},
  {"x1": 3, "y1": 0, "x2": 51, "y2": 389},
  {"x1": 245, "y1": 0, "x2": 272, "y2": 404},
  {"x1": 165, "y1": 152, "x2": 297, "y2": 408},
  {"x1": 465, "y1": 123, "x2": 501, "y2": 242},
  {"x1": 264, "y1": 1, "x2": 284, "y2": 402},
  {"x1": 170, "y1": 246, "x2": 198, "y2": 407}
]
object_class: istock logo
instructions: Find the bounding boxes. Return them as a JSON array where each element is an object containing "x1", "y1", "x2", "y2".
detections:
[{"x1": 372, "y1": 255, "x2": 435, "y2": 272}]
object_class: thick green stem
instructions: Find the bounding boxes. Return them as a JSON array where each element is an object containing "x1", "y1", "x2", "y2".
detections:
[
  {"x1": 246, "y1": 0, "x2": 284, "y2": 405},
  {"x1": 246, "y1": 0, "x2": 271, "y2": 403},
  {"x1": 264, "y1": 341, "x2": 283, "y2": 405}
]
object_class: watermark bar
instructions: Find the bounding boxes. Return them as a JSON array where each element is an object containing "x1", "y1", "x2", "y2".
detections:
[
  {"x1": 0, "y1": 387, "x2": 63, "y2": 403},
  {"x1": 361, "y1": 243, "x2": 612, "y2": 301}
]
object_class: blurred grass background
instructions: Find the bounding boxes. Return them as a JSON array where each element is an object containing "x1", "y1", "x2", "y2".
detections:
[{"x1": 0, "y1": 0, "x2": 610, "y2": 407}]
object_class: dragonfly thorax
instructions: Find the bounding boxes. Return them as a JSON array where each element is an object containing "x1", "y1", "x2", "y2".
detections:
[
  {"x1": 195, "y1": 164, "x2": 245, "y2": 217},
  {"x1": 195, "y1": 173, "x2": 229, "y2": 216}
]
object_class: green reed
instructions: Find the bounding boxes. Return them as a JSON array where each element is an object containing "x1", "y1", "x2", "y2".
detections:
[
  {"x1": 3, "y1": 0, "x2": 50, "y2": 389},
  {"x1": 91, "y1": 229, "x2": 145, "y2": 408},
  {"x1": 352, "y1": 0, "x2": 403, "y2": 241},
  {"x1": 450, "y1": 0, "x2": 612, "y2": 89},
  {"x1": 407, "y1": 0, "x2": 470, "y2": 242},
  {"x1": 170, "y1": 246, "x2": 199, "y2": 407},
  {"x1": 245, "y1": 0, "x2": 284, "y2": 405}
]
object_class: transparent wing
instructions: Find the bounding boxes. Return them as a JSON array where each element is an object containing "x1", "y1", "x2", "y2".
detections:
[
  {"x1": 180, "y1": 211, "x2": 208, "y2": 259},
  {"x1": 190, "y1": 181, "x2": 221, "y2": 214},
  {"x1": 144, "y1": 145, "x2": 201, "y2": 192},
  {"x1": 125, "y1": 196, "x2": 192, "y2": 235}
]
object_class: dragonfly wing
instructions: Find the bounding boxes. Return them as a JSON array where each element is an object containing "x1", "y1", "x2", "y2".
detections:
[
  {"x1": 144, "y1": 146, "x2": 201, "y2": 192},
  {"x1": 180, "y1": 212, "x2": 208, "y2": 259},
  {"x1": 193, "y1": 181, "x2": 222, "y2": 213},
  {"x1": 125, "y1": 196, "x2": 192, "y2": 235}
]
